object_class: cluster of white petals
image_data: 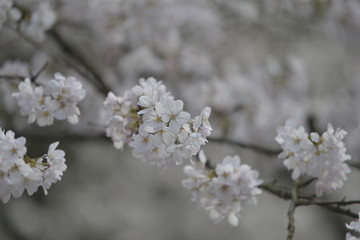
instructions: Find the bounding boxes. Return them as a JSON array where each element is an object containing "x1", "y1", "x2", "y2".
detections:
[
  {"x1": 182, "y1": 152, "x2": 262, "y2": 226},
  {"x1": 0, "y1": 127, "x2": 67, "y2": 203},
  {"x1": 13, "y1": 73, "x2": 86, "y2": 126},
  {"x1": 0, "y1": 1, "x2": 56, "y2": 42},
  {"x1": 0, "y1": 0, "x2": 21, "y2": 30},
  {"x1": 104, "y1": 77, "x2": 212, "y2": 168},
  {"x1": 346, "y1": 213, "x2": 360, "y2": 240},
  {"x1": 20, "y1": 2, "x2": 57, "y2": 42},
  {"x1": 276, "y1": 119, "x2": 351, "y2": 196}
]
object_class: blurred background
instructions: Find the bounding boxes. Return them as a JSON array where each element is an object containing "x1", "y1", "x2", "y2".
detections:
[{"x1": 1, "y1": 0, "x2": 360, "y2": 239}]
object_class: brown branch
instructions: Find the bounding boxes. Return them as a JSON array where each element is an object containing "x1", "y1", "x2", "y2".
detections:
[
  {"x1": 261, "y1": 183, "x2": 358, "y2": 219},
  {"x1": 297, "y1": 199, "x2": 360, "y2": 207},
  {"x1": 287, "y1": 181, "x2": 299, "y2": 240},
  {"x1": 296, "y1": 201, "x2": 358, "y2": 219},
  {"x1": 0, "y1": 75, "x2": 25, "y2": 81},
  {"x1": 349, "y1": 161, "x2": 360, "y2": 170},
  {"x1": 30, "y1": 62, "x2": 49, "y2": 82},
  {"x1": 260, "y1": 183, "x2": 293, "y2": 200},
  {"x1": 5, "y1": 25, "x2": 109, "y2": 96},
  {"x1": 298, "y1": 177, "x2": 317, "y2": 189},
  {"x1": 208, "y1": 137, "x2": 281, "y2": 156},
  {"x1": 7, "y1": 129, "x2": 360, "y2": 222},
  {"x1": 47, "y1": 29, "x2": 111, "y2": 95},
  {"x1": 287, "y1": 201, "x2": 297, "y2": 240}
]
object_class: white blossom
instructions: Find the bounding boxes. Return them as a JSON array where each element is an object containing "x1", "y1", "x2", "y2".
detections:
[
  {"x1": 346, "y1": 233, "x2": 360, "y2": 240},
  {"x1": 104, "y1": 77, "x2": 212, "y2": 168},
  {"x1": 13, "y1": 73, "x2": 86, "y2": 126},
  {"x1": 182, "y1": 152, "x2": 262, "y2": 226},
  {"x1": 346, "y1": 212, "x2": 360, "y2": 233},
  {"x1": 0, "y1": 127, "x2": 67, "y2": 203},
  {"x1": 0, "y1": 0, "x2": 14, "y2": 30},
  {"x1": 346, "y1": 213, "x2": 360, "y2": 240},
  {"x1": 276, "y1": 119, "x2": 351, "y2": 196},
  {"x1": 20, "y1": 2, "x2": 57, "y2": 42}
]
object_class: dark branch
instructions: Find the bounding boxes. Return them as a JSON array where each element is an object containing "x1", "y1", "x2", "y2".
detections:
[
  {"x1": 30, "y1": 62, "x2": 49, "y2": 82},
  {"x1": 47, "y1": 29, "x2": 111, "y2": 95},
  {"x1": 208, "y1": 137, "x2": 281, "y2": 156}
]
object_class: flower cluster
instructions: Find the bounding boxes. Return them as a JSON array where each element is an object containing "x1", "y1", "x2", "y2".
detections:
[
  {"x1": 0, "y1": 0, "x2": 21, "y2": 31},
  {"x1": 0, "y1": 128, "x2": 67, "y2": 203},
  {"x1": 104, "y1": 77, "x2": 212, "y2": 168},
  {"x1": 13, "y1": 73, "x2": 86, "y2": 126},
  {"x1": 0, "y1": 1, "x2": 57, "y2": 41},
  {"x1": 20, "y1": 2, "x2": 57, "y2": 42},
  {"x1": 182, "y1": 152, "x2": 262, "y2": 226},
  {"x1": 276, "y1": 119, "x2": 351, "y2": 196},
  {"x1": 346, "y1": 212, "x2": 360, "y2": 240}
]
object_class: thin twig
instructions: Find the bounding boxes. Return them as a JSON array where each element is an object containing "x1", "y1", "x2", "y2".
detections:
[
  {"x1": 287, "y1": 202, "x2": 297, "y2": 240},
  {"x1": 208, "y1": 137, "x2": 281, "y2": 156},
  {"x1": 296, "y1": 201, "x2": 358, "y2": 219},
  {"x1": 5, "y1": 25, "x2": 109, "y2": 96},
  {"x1": 287, "y1": 180, "x2": 299, "y2": 240},
  {"x1": 0, "y1": 75, "x2": 25, "y2": 81},
  {"x1": 30, "y1": 62, "x2": 49, "y2": 82},
  {"x1": 0, "y1": 62, "x2": 48, "y2": 83},
  {"x1": 297, "y1": 200, "x2": 360, "y2": 207},
  {"x1": 318, "y1": 205, "x2": 358, "y2": 219},
  {"x1": 298, "y1": 177, "x2": 317, "y2": 189},
  {"x1": 260, "y1": 183, "x2": 293, "y2": 200},
  {"x1": 349, "y1": 161, "x2": 360, "y2": 170},
  {"x1": 47, "y1": 29, "x2": 111, "y2": 95}
]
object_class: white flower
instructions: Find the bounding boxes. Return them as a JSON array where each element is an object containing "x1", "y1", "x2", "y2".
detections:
[
  {"x1": 346, "y1": 233, "x2": 360, "y2": 240},
  {"x1": 346, "y1": 212, "x2": 360, "y2": 233},
  {"x1": 104, "y1": 77, "x2": 212, "y2": 168},
  {"x1": 182, "y1": 153, "x2": 262, "y2": 226},
  {"x1": 47, "y1": 73, "x2": 86, "y2": 124},
  {"x1": 20, "y1": 2, "x2": 57, "y2": 42},
  {"x1": 0, "y1": 127, "x2": 67, "y2": 202},
  {"x1": 276, "y1": 119, "x2": 351, "y2": 196},
  {"x1": 346, "y1": 213, "x2": 360, "y2": 240},
  {"x1": 0, "y1": 0, "x2": 13, "y2": 30},
  {"x1": 1, "y1": 130, "x2": 26, "y2": 162},
  {"x1": 162, "y1": 99, "x2": 191, "y2": 134},
  {"x1": 13, "y1": 73, "x2": 86, "y2": 126},
  {"x1": 41, "y1": 142, "x2": 67, "y2": 194},
  {"x1": 142, "y1": 102, "x2": 166, "y2": 133}
]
